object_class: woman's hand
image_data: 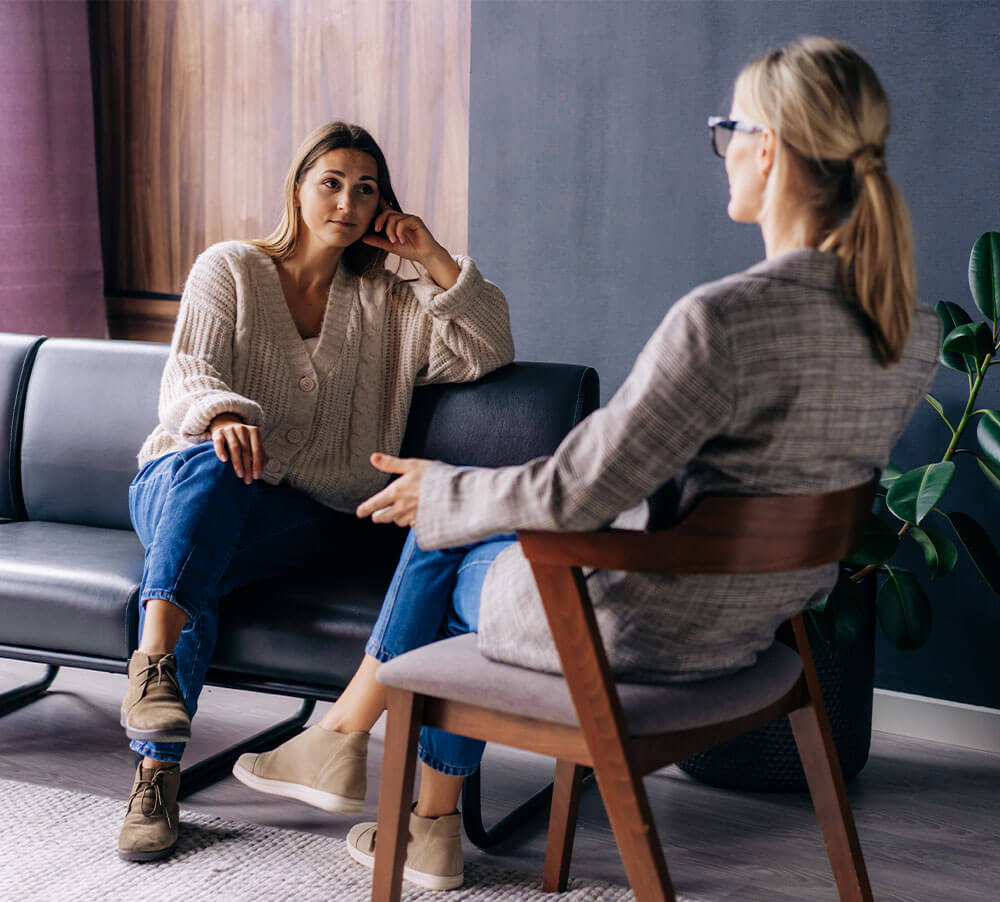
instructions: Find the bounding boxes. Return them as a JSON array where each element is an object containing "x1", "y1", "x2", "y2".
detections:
[
  {"x1": 209, "y1": 413, "x2": 267, "y2": 485},
  {"x1": 362, "y1": 209, "x2": 460, "y2": 289},
  {"x1": 356, "y1": 453, "x2": 432, "y2": 527}
]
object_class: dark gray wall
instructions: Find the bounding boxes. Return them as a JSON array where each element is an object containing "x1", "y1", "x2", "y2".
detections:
[{"x1": 470, "y1": 0, "x2": 1000, "y2": 708}]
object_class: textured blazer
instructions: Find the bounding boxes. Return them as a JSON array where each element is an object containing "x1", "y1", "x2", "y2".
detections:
[{"x1": 415, "y1": 249, "x2": 941, "y2": 682}]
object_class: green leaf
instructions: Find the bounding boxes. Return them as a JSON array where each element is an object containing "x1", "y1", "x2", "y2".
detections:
[
  {"x1": 923, "y1": 394, "x2": 954, "y2": 433},
  {"x1": 879, "y1": 464, "x2": 903, "y2": 489},
  {"x1": 909, "y1": 525, "x2": 959, "y2": 579},
  {"x1": 946, "y1": 511, "x2": 1000, "y2": 596},
  {"x1": 811, "y1": 571, "x2": 865, "y2": 649},
  {"x1": 977, "y1": 410, "x2": 1000, "y2": 468},
  {"x1": 935, "y1": 300, "x2": 976, "y2": 374},
  {"x1": 877, "y1": 569, "x2": 932, "y2": 650},
  {"x1": 941, "y1": 322, "x2": 994, "y2": 363},
  {"x1": 976, "y1": 455, "x2": 1000, "y2": 491},
  {"x1": 885, "y1": 462, "x2": 956, "y2": 525},
  {"x1": 969, "y1": 231, "x2": 1000, "y2": 321},
  {"x1": 847, "y1": 513, "x2": 900, "y2": 566}
]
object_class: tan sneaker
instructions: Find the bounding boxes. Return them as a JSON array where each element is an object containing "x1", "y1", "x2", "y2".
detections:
[
  {"x1": 118, "y1": 762, "x2": 181, "y2": 862},
  {"x1": 120, "y1": 651, "x2": 191, "y2": 743},
  {"x1": 232, "y1": 725, "x2": 368, "y2": 814},
  {"x1": 347, "y1": 808, "x2": 464, "y2": 891}
]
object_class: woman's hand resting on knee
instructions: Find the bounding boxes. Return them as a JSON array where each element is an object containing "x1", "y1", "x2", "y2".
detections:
[
  {"x1": 209, "y1": 413, "x2": 267, "y2": 485},
  {"x1": 356, "y1": 452, "x2": 431, "y2": 526}
]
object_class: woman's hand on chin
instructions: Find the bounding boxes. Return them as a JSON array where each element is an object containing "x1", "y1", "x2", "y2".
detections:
[
  {"x1": 356, "y1": 453, "x2": 432, "y2": 527},
  {"x1": 361, "y1": 209, "x2": 460, "y2": 288}
]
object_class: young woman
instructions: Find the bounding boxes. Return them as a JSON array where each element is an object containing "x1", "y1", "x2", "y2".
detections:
[
  {"x1": 237, "y1": 38, "x2": 941, "y2": 891},
  {"x1": 117, "y1": 121, "x2": 514, "y2": 861}
]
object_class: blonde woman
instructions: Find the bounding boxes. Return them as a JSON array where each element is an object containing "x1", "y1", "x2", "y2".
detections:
[
  {"x1": 117, "y1": 121, "x2": 513, "y2": 861},
  {"x1": 237, "y1": 38, "x2": 942, "y2": 892}
]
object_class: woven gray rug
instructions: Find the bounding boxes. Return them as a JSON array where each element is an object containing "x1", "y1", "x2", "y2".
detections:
[{"x1": 0, "y1": 777, "x2": 709, "y2": 901}]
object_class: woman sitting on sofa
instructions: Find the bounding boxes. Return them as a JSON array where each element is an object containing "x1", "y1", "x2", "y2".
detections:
[
  {"x1": 117, "y1": 120, "x2": 513, "y2": 862},
  {"x1": 235, "y1": 38, "x2": 940, "y2": 892}
]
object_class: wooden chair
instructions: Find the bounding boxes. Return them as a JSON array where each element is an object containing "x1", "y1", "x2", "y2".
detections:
[{"x1": 370, "y1": 480, "x2": 877, "y2": 901}]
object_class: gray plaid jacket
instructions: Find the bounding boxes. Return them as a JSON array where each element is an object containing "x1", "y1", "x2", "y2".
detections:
[{"x1": 415, "y1": 249, "x2": 941, "y2": 682}]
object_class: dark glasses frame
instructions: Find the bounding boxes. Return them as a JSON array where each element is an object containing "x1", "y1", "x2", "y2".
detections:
[{"x1": 707, "y1": 117, "x2": 765, "y2": 158}]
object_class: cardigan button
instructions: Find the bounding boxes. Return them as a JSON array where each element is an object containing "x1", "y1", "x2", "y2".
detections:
[
  {"x1": 286, "y1": 428, "x2": 303, "y2": 444},
  {"x1": 265, "y1": 459, "x2": 283, "y2": 475},
  {"x1": 299, "y1": 376, "x2": 316, "y2": 392}
]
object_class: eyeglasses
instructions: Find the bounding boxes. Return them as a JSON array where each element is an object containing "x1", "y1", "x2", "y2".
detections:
[{"x1": 707, "y1": 117, "x2": 765, "y2": 158}]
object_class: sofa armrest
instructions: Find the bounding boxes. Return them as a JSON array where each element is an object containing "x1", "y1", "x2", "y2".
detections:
[
  {"x1": 0, "y1": 333, "x2": 45, "y2": 521},
  {"x1": 400, "y1": 361, "x2": 599, "y2": 468}
]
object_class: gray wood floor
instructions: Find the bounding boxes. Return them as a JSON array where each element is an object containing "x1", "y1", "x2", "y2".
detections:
[{"x1": 0, "y1": 659, "x2": 997, "y2": 901}]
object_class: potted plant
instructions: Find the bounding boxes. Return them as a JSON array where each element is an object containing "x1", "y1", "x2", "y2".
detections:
[{"x1": 680, "y1": 231, "x2": 1000, "y2": 791}]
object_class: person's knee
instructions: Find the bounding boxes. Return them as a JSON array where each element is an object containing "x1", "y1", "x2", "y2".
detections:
[{"x1": 175, "y1": 441, "x2": 246, "y2": 491}]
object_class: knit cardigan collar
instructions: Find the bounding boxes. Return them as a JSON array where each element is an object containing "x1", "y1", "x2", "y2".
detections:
[{"x1": 250, "y1": 248, "x2": 363, "y2": 382}]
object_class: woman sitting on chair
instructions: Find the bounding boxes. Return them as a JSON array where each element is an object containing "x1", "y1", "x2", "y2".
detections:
[
  {"x1": 118, "y1": 120, "x2": 513, "y2": 862},
  {"x1": 235, "y1": 38, "x2": 940, "y2": 891}
]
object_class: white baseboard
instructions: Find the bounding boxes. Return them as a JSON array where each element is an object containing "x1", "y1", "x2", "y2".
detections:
[{"x1": 873, "y1": 688, "x2": 1000, "y2": 755}]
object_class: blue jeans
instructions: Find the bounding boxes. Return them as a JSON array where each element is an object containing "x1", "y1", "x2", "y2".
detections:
[
  {"x1": 128, "y1": 442, "x2": 350, "y2": 763},
  {"x1": 367, "y1": 529, "x2": 516, "y2": 776}
]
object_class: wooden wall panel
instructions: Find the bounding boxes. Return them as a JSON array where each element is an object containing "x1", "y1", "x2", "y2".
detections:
[{"x1": 90, "y1": 0, "x2": 470, "y2": 340}]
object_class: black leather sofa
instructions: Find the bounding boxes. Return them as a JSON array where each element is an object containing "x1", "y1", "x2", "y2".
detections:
[{"x1": 0, "y1": 331, "x2": 598, "y2": 809}]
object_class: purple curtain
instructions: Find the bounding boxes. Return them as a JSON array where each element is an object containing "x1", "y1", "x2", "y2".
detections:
[{"x1": 0, "y1": 1, "x2": 105, "y2": 338}]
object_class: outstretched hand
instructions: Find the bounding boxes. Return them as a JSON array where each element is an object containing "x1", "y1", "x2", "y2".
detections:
[{"x1": 356, "y1": 453, "x2": 432, "y2": 527}]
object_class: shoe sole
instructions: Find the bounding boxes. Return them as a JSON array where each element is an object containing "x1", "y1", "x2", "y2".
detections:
[
  {"x1": 118, "y1": 840, "x2": 178, "y2": 863},
  {"x1": 120, "y1": 710, "x2": 190, "y2": 743},
  {"x1": 231, "y1": 760, "x2": 364, "y2": 815},
  {"x1": 347, "y1": 839, "x2": 464, "y2": 891}
]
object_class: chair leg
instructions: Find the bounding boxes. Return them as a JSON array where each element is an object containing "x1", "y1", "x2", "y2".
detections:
[
  {"x1": 789, "y1": 704, "x2": 873, "y2": 902},
  {"x1": 542, "y1": 759, "x2": 585, "y2": 892},
  {"x1": 0, "y1": 664, "x2": 59, "y2": 716},
  {"x1": 593, "y1": 761, "x2": 675, "y2": 902},
  {"x1": 371, "y1": 688, "x2": 423, "y2": 902}
]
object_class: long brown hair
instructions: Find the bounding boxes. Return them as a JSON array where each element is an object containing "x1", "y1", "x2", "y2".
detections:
[
  {"x1": 736, "y1": 37, "x2": 915, "y2": 365},
  {"x1": 251, "y1": 121, "x2": 402, "y2": 278}
]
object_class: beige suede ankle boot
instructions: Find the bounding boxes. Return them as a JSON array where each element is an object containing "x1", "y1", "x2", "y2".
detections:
[
  {"x1": 120, "y1": 651, "x2": 191, "y2": 743},
  {"x1": 232, "y1": 725, "x2": 368, "y2": 814},
  {"x1": 347, "y1": 807, "x2": 464, "y2": 891},
  {"x1": 118, "y1": 762, "x2": 181, "y2": 862}
]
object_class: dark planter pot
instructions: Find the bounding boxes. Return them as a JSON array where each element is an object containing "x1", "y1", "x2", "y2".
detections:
[{"x1": 677, "y1": 576, "x2": 875, "y2": 792}]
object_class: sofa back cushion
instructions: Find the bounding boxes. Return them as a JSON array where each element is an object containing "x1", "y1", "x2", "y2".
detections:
[
  {"x1": 21, "y1": 339, "x2": 167, "y2": 529},
  {"x1": 0, "y1": 333, "x2": 45, "y2": 521},
  {"x1": 402, "y1": 362, "x2": 599, "y2": 466},
  {"x1": 18, "y1": 337, "x2": 599, "y2": 531}
]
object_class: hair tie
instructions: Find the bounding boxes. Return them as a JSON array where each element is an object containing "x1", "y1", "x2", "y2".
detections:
[{"x1": 851, "y1": 144, "x2": 885, "y2": 176}]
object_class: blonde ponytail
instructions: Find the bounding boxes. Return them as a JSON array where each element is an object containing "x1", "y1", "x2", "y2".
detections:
[
  {"x1": 821, "y1": 153, "x2": 915, "y2": 364},
  {"x1": 736, "y1": 37, "x2": 915, "y2": 366}
]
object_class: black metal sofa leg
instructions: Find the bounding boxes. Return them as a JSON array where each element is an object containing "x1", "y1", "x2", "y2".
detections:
[
  {"x1": 462, "y1": 766, "x2": 594, "y2": 850},
  {"x1": 0, "y1": 664, "x2": 60, "y2": 716},
  {"x1": 177, "y1": 697, "x2": 316, "y2": 800}
]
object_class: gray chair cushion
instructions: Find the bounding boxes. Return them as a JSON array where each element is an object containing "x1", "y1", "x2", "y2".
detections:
[
  {"x1": 0, "y1": 521, "x2": 143, "y2": 659},
  {"x1": 375, "y1": 633, "x2": 804, "y2": 735},
  {"x1": 20, "y1": 339, "x2": 166, "y2": 529}
]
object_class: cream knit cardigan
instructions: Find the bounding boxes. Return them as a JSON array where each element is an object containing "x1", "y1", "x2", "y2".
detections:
[{"x1": 139, "y1": 241, "x2": 514, "y2": 512}]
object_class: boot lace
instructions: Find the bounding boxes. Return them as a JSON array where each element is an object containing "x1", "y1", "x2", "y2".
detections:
[
  {"x1": 128, "y1": 769, "x2": 175, "y2": 830},
  {"x1": 139, "y1": 656, "x2": 182, "y2": 696}
]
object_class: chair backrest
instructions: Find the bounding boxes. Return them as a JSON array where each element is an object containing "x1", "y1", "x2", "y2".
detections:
[{"x1": 518, "y1": 479, "x2": 876, "y2": 575}]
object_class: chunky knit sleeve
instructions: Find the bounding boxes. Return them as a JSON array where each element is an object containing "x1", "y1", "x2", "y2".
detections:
[
  {"x1": 392, "y1": 256, "x2": 514, "y2": 385},
  {"x1": 158, "y1": 247, "x2": 263, "y2": 443}
]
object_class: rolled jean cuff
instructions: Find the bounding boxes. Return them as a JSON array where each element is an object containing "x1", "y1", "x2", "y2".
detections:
[
  {"x1": 417, "y1": 743, "x2": 480, "y2": 778},
  {"x1": 138, "y1": 588, "x2": 197, "y2": 622},
  {"x1": 129, "y1": 738, "x2": 185, "y2": 764},
  {"x1": 364, "y1": 639, "x2": 393, "y2": 663}
]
